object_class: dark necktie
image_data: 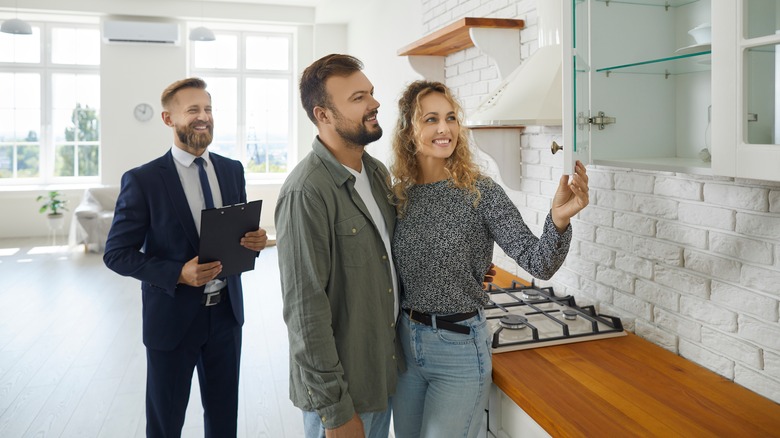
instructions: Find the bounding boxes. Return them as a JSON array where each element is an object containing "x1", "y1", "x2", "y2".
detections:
[{"x1": 193, "y1": 157, "x2": 215, "y2": 209}]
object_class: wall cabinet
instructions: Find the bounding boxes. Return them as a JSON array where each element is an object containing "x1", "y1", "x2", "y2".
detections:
[
  {"x1": 564, "y1": 0, "x2": 780, "y2": 182},
  {"x1": 562, "y1": 0, "x2": 712, "y2": 175},
  {"x1": 399, "y1": 2, "x2": 780, "y2": 182}
]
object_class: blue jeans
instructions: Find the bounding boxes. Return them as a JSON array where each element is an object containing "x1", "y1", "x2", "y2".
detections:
[
  {"x1": 393, "y1": 309, "x2": 492, "y2": 438},
  {"x1": 302, "y1": 402, "x2": 392, "y2": 438}
]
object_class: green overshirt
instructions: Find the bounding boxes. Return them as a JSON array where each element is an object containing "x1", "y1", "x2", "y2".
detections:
[{"x1": 275, "y1": 137, "x2": 403, "y2": 429}]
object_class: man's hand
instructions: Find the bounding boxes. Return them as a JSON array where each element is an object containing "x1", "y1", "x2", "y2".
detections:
[
  {"x1": 241, "y1": 228, "x2": 268, "y2": 252},
  {"x1": 325, "y1": 413, "x2": 364, "y2": 438},
  {"x1": 178, "y1": 256, "x2": 222, "y2": 286},
  {"x1": 551, "y1": 160, "x2": 590, "y2": 232}
]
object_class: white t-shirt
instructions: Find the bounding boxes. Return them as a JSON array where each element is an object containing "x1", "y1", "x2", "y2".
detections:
[{"x1": 344, "y1": 164, "x2": 399, "y2": 319}]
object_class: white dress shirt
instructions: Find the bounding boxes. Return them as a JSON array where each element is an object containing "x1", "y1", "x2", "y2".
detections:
[{"x1": 171, "y1": 146, "x2": 225, "y2": 293}]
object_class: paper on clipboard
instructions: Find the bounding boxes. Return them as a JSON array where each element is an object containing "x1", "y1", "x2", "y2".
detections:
[{"x1": 199, "y1": 200, "x2": 262, "y2": 277}]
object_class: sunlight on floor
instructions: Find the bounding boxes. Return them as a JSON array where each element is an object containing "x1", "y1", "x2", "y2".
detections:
[
  {"x1": 0, "y1": 247, "x2": 20, "y2": 256},
  {"x1": 0, "y1": 239, "x2": 80, "y2": 262},
  {"x1": 28, "y1": 245, "x2": 71, "y2": 255}
]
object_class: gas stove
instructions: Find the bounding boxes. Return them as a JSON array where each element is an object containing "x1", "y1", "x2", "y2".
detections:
[{"x1": 484, "y1": 280, "x2": 626, "y2": 353}]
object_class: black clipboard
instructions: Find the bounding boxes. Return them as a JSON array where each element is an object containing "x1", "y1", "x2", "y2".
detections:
[{"x1": 199, "y1": 200, "x2": 263, "y2": 277}]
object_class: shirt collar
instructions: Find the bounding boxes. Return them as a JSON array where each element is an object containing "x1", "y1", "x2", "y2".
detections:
[
  {"x1": 312, "y1": 136, "x2": 378, "y2": 187},
  {"x1": 171, "y1": 145, "x2": 211, "y2": 168}
]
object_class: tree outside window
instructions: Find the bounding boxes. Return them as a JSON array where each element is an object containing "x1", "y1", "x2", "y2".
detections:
[{"x1": 56, "y1": 103, "x2": 100, "y2": 177}]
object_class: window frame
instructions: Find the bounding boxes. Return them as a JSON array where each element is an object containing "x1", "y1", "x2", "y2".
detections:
[
  {"x1": 0, "y1": 20, "x2": 101, "y2": 186},
  {"x1": 188, "y1": 24, "x2": 297, "y2": 181}
]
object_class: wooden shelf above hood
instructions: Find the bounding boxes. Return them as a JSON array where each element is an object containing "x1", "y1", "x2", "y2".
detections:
[{"x1": 398, "y1": 17, "x2": 524, "y2": 56}]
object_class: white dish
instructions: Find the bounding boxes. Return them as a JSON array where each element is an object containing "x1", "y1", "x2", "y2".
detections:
[
  {"x1": 688, "y1": 23, "x2": 711, "y2": 45},
  {"x1": 675, "y1": 43, "x2": 711, "y2": 56}
]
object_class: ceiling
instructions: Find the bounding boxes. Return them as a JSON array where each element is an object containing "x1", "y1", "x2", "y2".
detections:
[
  {"x1": 205, "y1": 0, "x2": 366, "y2": 23},
  {"x1": 209, "y1": 0, "x2": 323, "y2": 5}
]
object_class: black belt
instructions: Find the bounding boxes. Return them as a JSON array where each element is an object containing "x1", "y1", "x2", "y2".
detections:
[
  {"x1": 202, "y1": 288, "x2": 226, "y2": 306},
  {"x1": 404, "y1": 308, "x2": 477, "y2": 335}
]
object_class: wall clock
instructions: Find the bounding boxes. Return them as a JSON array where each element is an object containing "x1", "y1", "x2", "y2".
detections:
[{"x1": 134, "y1": 103, "x2": 154, "y2": 122}]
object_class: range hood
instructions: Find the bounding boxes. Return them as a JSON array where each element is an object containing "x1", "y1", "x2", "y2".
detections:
[{"x1": 466, "y1": 1, "x2": 563, "y2": 127}]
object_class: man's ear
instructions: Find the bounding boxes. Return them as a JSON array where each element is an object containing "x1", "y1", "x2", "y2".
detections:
[
  {"x1": 313, "y1": 106, "x2": 330, "y2": 125},
  {"x1": 161, "y1": 111, "x2": 173, "y2": 127}
]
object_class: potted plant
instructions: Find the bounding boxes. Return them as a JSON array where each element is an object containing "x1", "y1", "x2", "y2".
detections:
[{"x1": 37, "y1": 190, "x2": 68, "y2": 230}]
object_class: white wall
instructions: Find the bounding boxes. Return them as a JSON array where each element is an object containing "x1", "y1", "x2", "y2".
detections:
[
  {"x1": 342, "y1": 0, "x2": 424, "y2": 165},
  {"x1": 405, "y1": 0, "x2": 780, "y2": 404},
  {"x1": 100, "y1": 27, "x2": 186, "y2": 187}
]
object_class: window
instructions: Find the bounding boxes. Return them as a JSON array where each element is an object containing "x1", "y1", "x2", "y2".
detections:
[
  {"x1": 0, "y1": 21, "x2": 100, "y2": 184},
  {"x1": 190, "y1": 26, "x2": 294, "y2": 179}
]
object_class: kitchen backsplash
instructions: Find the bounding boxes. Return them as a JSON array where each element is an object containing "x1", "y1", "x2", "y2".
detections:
[{"x1": 421, "y1": 0, "x2": 780, "y2": 403}]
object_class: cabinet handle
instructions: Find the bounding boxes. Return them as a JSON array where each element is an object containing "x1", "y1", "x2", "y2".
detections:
[{"x1": 551, "y1": 141, "x2": 562, "y2": 154}]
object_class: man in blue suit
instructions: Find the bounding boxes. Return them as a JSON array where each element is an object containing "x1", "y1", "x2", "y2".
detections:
[{"x1": 104, "y1": 77, "x2": 267, "y2": 438}]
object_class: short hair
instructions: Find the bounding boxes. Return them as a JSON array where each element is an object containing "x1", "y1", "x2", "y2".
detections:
[
  {"x1": 161, "y1": 77, "x2": 208, "y2": 110},
  {"x1": 299, "y1": 54, "x2": 363, "y2": 124}
]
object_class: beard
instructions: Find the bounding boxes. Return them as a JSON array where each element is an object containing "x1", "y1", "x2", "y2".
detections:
[
  {"x1": 176, "y1": 122, "x2": 213, "y2": 152},
  {"x1": 332, "y1": 108, "x2": 382, "y2": 147}
]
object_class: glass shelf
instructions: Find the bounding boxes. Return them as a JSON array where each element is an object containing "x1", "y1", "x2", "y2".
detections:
[{"x1": 595, "y1": 50, "x2": 710, "y2": 75}]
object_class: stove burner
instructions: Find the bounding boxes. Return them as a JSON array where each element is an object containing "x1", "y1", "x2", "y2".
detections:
[
  {"x1": 484, "y1": 279, "x2": 626, "y2": 352},
  {"x1": 521, "y1": 289, "x2": 541, "y2": 300},
  {"x1": 499, "y1": 314, "x2": 528, "y2": 330}
]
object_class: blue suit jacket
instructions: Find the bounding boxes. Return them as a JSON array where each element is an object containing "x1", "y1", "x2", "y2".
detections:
[{"x1": 104, "y1": 149, "x2": 247, "y2": 350}]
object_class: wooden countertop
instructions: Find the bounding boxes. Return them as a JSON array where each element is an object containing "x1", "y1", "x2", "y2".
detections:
[{"x1": 489, "y1": 269, "x2": 780, "y2": 437}]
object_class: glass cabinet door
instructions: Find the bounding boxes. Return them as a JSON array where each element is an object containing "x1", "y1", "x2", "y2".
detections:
[
  {"x1": 562, "y1": 0, "x2": 591, "y2": 174},
  {"x1": 744, "y1": 0, "x2": 779, "y2": 146},
  {"x1": 713, "y1": 0, "x2": 780, "y2": 181}
]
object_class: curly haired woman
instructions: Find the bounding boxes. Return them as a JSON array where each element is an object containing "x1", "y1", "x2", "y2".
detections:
[{"x1": 389, "y1": 80, "x2": 589, "y2": 438}]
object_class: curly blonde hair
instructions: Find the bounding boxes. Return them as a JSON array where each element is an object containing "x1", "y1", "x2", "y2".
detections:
[{"x1": 390, "y1": 80, "x2": 482, "y2": 217}]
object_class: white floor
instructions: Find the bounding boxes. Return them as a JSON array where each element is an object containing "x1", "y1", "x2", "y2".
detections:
[{"x1": 0, "y1": 238, "x2": 303, "y2": 437}]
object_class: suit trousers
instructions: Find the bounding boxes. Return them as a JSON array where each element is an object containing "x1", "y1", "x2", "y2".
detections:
[{"x1": 145, "y1": 290, "x2": 242, "y2": 438}]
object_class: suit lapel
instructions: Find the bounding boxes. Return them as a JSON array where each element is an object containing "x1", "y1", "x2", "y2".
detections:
[{"x1": 159, "y1": 150, "x2": 200, "y2": 252}]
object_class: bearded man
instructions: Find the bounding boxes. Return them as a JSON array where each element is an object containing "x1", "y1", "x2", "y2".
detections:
[
  {"x1": 104, "y1": 77, "x2": 267, "y2": 438},
  {"x1": 275, "y1": 54, "x2": 401, "y2": 438}
]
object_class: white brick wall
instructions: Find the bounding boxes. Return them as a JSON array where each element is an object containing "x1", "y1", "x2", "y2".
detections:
[
  {"x1": 422, "y1": 0, "x2": 780, "y2": 403},
  {"x1": 654, "y1": 177, "x2": 702, "y2": 200}
]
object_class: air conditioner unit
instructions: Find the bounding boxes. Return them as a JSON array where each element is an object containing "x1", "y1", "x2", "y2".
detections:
[{"x1": 103, "y1": 20, "x2": 180, "y2": 45}]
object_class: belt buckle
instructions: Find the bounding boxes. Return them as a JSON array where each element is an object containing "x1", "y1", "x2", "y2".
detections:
[
  {"x1": 409, "y1": 309, "x2": 421, "y2": 324},
  {"x1": 204, "y1": 291, "x2": 221, "y2": 306}
]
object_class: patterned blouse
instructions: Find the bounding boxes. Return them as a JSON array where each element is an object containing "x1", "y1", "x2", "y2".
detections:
[{"x1": 392, "y1": 177, "x2": 573, "y2": 314}]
